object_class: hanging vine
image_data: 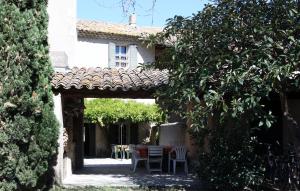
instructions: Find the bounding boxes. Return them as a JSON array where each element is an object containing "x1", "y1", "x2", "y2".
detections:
[{"x1": 84, "y1": 99, "x2": 165, "y2": 126}]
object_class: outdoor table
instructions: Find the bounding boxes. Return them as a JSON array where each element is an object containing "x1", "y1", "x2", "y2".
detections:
[
  {"x1": 134, "y1": 145, "x2": 173, "y2": 172},
  {"x1": 113, "y1": 145, "x2": 129, "y2": 159},
  {"x1": 162, "y1": 146, "x2": 173, "y2": 172}
]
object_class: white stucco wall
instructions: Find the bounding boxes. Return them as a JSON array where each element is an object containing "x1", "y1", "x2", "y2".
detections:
[
  {"x1": 76, "y1": 38, "x2": 109, "y2": 68},
  {"x1": 47, "y1": 0, "x2": 77, "y2": 68},
  {"x1": 47, "y1": 0, "x2": 155, "y2": 70},
  {"x1": 76, "y1": 37, "x2": 155, "y2": 68},
  {"x1": 53, "y1": 94, "x2": 64, "y2": 183},
  {"x1": 137, "y1": 44, "x2": 155, "y2": 65}
]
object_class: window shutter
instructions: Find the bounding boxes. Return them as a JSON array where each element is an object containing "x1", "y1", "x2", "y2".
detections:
[
  {"x1": 108, "y1": 42, "x2": 115, "y2": 68},
  {"x1": 129, "y1": 44, "x2": 137, "y2": 69}
]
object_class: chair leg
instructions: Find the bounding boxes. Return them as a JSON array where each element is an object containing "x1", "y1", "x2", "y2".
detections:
[
  {"x1": 147, "y1": 161, "x2": 150, "y2": 173},
  {"x1": 160, "y1": 160, "x2": 162, "y2": 173},
  {"x1": 173, "y1": 160, "x2": 176, "y2": 174},
  {"x1": 131, "y1": 157, "x2": 135, "y2": 170},
  {"x1": 133, "y1": 160, "x2": 138, "y2": 172},
  {"x1": 185, "y1": 161, "x2": 188, "y2": 174},
  {"x1": 168, "y1": 159, "x2": 170, "y2": 173}
]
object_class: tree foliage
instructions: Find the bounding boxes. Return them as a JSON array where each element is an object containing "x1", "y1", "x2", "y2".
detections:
[
  {"x1": 147, "y1": 0, "x2": 300, "y2": 190},
  {"x1": 84, "y1": 99, "x2": 165, "y2": 126},
  {"x1": 0, "y1": 1, "x2": 58, "y2": 190}
]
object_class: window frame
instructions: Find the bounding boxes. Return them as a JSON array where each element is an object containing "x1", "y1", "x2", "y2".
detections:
[{"x1": 114, "y1": 44, "x2": 129, "y2": 69}]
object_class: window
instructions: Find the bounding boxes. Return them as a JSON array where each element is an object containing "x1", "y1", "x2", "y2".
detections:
[
  {"x1": 115, "y1": 45, "x2": 128, "y2": 68},
  {"x1": 108, "y1": 43, "x2": 137, "y2": 69}
]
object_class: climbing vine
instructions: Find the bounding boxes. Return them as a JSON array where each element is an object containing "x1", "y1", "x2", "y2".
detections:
[{"x1": 84, "y1": 99, "x2": 165, "y2": 126}]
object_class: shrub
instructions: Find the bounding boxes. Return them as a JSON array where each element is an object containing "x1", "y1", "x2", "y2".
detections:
[
  {"x1": 0, "y1": 1, "x2": 58, "y2": 190},
  {"x1": 198, "y1": 128, "x2": 265, "y2": 190}
]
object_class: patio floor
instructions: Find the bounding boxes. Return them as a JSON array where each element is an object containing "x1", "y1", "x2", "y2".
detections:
[{"x1": 62, "y1": 158, "x2": 204, "y2": 189}]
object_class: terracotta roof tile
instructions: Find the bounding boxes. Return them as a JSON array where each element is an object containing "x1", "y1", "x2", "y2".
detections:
[
  {"x1": 51, "y1": 67, "x2": 168, "y2": 92},
  {"x1": 77, "y1": 20, "x2": 162, "y2": 38}
]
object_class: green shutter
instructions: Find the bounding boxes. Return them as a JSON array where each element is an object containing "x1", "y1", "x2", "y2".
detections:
[
  {"x1": 108, "y1": 42, "x2": 115, "y2": 68},
  {"x1": 129, "y1": 44, "x2": 137, "y2": 69}
]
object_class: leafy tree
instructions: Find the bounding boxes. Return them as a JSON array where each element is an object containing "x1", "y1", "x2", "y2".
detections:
[
  {"x1": 84, "y1": 99, "x2": 165, "y2": 126},
  {"x1": 0, "y1": 1, "x2": 58, "y2": 190},
  {"x1": 147, "y1": 0, "x2": 300, "y2": 190}
]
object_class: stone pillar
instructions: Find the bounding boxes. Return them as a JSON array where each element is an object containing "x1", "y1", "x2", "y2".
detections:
[
  {"x1": 74, "y1": 98, "x2": 84, "y2": 170},
  {"x1": 53, "y1": 94, "x2": 64, "y2": 184},
  {"x1": 61, "y1": 97, "x2": 85, "y2": 172}
]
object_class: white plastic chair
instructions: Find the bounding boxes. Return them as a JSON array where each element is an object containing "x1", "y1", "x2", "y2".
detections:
[
  {"x1": 131, "y1": 149, "x2": 147, "y2": 172},
  {"x1": 168, "y1": 146, "x2": 188, "y2": 174},
  {"x1": 147, "y1": 146, "x2": 163, "y2": 173},
  {"x1": 128, "y1": 144, "x2": 136, "y2": 159},
  {"x1": 111, "y1": 144, "x2": 119, "y2": 159}
]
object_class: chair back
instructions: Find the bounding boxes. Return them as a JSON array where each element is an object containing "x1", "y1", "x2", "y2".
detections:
[
  {"x1": 111, "y1": 144, "x2": 118, "y2": 152},
  {"x1": 174, "y1": 146, "x2": 187, "y2": 160},
  {"x1": 132, "y1": 150, "x2": 139, "y2": 159},
  {"x1": 129, "y1": 144, "x2": 136, "y2": 153},
  {"x1": 148, "y1": 146, "x2": 163, "y2": 158}
]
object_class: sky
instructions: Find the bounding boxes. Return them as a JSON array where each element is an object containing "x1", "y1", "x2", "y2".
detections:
[{"x1": 77, "y1": 0, "x2": 210, "y2": 27}]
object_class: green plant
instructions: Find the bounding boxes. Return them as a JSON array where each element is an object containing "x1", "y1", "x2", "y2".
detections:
[
  {"x1": 0, "y1": 1, "x2": 58, "y2": 190},
  {"x1": 145, "y1": 0, "x2": 300, "y2": 190},
  {"x1": 84, "y1": 99, "x2": 165, "y2": 126},
  {"x1": 198, "y1": 128, "x2": 265, "y2": 191},
  {"x1": 265, "y1": 143, "x2": 300, "y2": 190}
]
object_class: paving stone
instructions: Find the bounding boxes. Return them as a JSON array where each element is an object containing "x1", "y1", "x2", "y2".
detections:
[{"x1": 63, "y1": 158, "x2": 203, "y2": 189}]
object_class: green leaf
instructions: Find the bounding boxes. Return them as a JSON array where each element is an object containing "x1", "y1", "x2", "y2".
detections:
[{"x1": 266, "y1": 120, "x2": 271, "y2": 128}]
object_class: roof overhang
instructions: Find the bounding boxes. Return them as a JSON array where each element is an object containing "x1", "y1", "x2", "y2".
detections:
[
  {"x1": 77, "y1": 20, "x2": 162, "y2": 41},
  {"x1": 51, "y1": 67, "x2": 168, "y2": 98},
  {"x1": 77, "y1": 30, "x2": 142, "y2": 42}
]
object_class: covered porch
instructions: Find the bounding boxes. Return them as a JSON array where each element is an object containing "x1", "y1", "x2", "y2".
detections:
[{"x1": 51, "y1": 67, "x2": 198, "y2": 186}]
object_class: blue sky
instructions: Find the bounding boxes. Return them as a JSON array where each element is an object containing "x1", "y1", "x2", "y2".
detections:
[{"x1": 77, "y1": 0, "x2": 210, "y2": 27}]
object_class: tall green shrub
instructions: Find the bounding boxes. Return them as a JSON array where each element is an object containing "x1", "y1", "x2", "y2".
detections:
[{"x1": 0, "y1": 1, "x2": 58, "y2": 190}]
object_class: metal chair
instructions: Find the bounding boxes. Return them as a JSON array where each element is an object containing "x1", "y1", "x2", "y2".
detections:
[
  {"x1": 168, "y1": 146, "x2": 188, "y2": 174},
  {"x1": 132, "y1": 148, "x2": 147, "y2": 172},
  {"x1": 147, "y1": 146, "x2": 163, "y2": 173}
]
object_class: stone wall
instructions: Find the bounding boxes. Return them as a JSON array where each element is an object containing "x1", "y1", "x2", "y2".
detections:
[{"x1": 159, "y1": 122, "x2": 185, "y2": 146}]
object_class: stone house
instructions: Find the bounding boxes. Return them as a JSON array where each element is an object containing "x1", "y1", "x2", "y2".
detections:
[
  {"x1": 75, "y1": 18, "x2": 163, "y2": 158},
  {"x1": 47, "y1": 0, "x2": 190, "y2": 183},
  {"x1": 47, "y1": 0, "x2": 300, "y2": 185}
]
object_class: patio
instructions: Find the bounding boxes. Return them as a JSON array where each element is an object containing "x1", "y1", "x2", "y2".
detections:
[{"x1": 62, "y1": 158, "x2": 203, "y2": 189}]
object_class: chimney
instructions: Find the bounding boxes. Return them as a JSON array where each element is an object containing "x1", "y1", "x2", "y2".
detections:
[{"x1": 129, "y1": 13, "x2": 137, "y2": 27}]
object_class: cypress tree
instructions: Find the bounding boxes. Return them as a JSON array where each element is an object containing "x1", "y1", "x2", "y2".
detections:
[{"x1": 0, "y1": 0, "x2": 58, "y2": 190}]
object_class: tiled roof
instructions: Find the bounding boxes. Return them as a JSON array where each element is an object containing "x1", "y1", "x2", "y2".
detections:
[
  {"x1": 77, "y1": 20, "x2": 162, "y2": 38},
  {"x1": 51, "y1": 67, "x2": 168, "y2": 91}
]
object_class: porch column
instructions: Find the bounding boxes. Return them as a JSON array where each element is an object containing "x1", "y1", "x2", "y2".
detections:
[
  {"x1": 74, "y1": 98, "x2": 84, "y2": 169},
  {"x1": 53, "y1": 93, "x2": 64, "y2": 184}
]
